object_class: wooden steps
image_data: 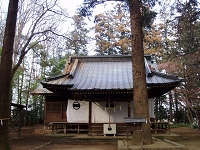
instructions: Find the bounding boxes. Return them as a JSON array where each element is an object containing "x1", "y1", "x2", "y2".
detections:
[{"x1": 53, "y1": 137, "x2": 117, "y2": 145}]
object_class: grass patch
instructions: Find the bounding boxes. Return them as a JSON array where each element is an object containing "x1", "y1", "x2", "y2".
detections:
[{"x1": 170, "y1": 123, "x2": 191, "y2": 128}]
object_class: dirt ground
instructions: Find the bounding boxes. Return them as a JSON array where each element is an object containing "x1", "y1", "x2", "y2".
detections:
[
  {"x1": 9, "y1": 126, "x2": 200, "y2": 150},
  {"x1": 169, "y1": 127, "x2": 200, "y2": 150}
]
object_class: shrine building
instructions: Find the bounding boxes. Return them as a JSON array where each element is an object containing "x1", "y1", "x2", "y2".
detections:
[{"x1": 32, "y1": 55, "x2": 182, "y2": 135}]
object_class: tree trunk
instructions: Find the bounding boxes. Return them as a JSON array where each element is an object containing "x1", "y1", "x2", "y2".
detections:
[
  {"x1": 187, "y1": 107, "x2": 194, "y2": 125},
  {"x1": 128, "y1": 0, "x2": 153, "y2": 145},
  {"x1": 24, "y1": 55, "x2": 34, "y2": 126},
  {"x1": 0, "y1": 0, "x2": 19, "y2": 149},
  {"x1": 175, "y1": 93, "x2": 179, "y2": 123},
  {"x1": 169, "y1": 91, "x2": 173, "y2": 122}
]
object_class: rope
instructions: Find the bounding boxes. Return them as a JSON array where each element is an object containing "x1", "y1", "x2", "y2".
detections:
[
  {"x1": 0, "y1": 118, "x2": 10, "y2": 126},
  {"x1": 145, "y1": 118, "x2": 151, "y2": 124},
  {"x1": 108, "y1": 99, "x2": 111, "y2": 128},
  {"x1": 93, "y1": 102, "x2": 126, "y2": 110}
]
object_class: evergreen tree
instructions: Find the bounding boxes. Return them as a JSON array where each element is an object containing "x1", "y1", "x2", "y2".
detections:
[
  {"x1": 175, "y1": 0, "x2": 200, "y2": 125},
  {"x1": 0, "y1": 1, "x2": 19, "y2": 149},
  {"x1": 66, "y1": 15, "x2": 90, "y2": 56},
  {"x1": 159, "y1": 0, "x2": 200, "y2": 126}
]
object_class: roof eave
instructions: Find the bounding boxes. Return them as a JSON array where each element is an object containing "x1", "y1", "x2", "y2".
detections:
[{"x1": 41, "y1": 81, "x2": 74, "y2": 89}]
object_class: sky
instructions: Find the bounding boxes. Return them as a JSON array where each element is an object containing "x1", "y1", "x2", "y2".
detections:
[
  {"x1": 61, "y1": 0, "x2": 119, "y2": 18},
  {"x1": 59, "y1": 0, "x2": 84, "y2": 14}
]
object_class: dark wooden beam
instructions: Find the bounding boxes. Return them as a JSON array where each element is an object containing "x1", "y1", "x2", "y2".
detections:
[{"x1": 88, "y1": 101, "x2": 92, "y2": 136}]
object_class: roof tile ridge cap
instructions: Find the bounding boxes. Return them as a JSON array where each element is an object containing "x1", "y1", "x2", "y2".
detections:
[
  {"x1": 151, "y1": 70, "x2": 182, "y2": 80},
  {"x1": 63, "y1": 60, "x2": 71, "y2": 74},
  {"x1": 69, "y1": 58, "x2": 79, "y2": 78},
  {"x1": 41, "y1": 73, "x2": 70, "y2": 83},
  {"x1": 144, "y1": 57, "x2": 153, "y2": 77}
]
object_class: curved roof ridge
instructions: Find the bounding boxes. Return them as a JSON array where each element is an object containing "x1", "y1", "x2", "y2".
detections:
[{"x1": 151, "y1": 70, "x2": 183, "y2": 81}]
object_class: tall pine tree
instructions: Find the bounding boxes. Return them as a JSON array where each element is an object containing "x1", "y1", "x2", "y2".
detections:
[{"x1": 0, "y1": 0, "x2": 19, "y2": 149}]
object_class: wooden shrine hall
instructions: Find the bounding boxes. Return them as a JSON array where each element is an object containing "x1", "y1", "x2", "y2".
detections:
[{"x1": 32, "y1": 55, "x2": 182, "y2": 135}]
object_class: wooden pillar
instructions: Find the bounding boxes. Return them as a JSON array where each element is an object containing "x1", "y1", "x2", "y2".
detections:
[
  {"x1": 88, "y1": 101, "x2": 92, "y2": 136},
  {"x1": 45, "y1": 102, "x2": 47, "y2": 120},
  {"x1": 18, "y1": 108, "x2": 22, "y2": 137},
  {"x1": 61, "y1": 102, "x2": 63, "y2": 120},
  {"x1": 128, "y1": 101, "x2": 131, "y2": 117}
]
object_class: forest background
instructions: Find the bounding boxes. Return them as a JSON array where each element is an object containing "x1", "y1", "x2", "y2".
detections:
[{"x1": 0, "y1": 0, "x2": 199, "y2": 127}]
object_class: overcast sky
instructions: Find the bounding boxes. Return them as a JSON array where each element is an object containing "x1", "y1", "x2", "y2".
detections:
[{"x1": 59, "y1": 0, "x2": 84, "y2": 14}]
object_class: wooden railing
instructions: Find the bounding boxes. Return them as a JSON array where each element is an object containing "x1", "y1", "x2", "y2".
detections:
[
  {"x1": 50, "y1": 122, "x2": 88, "y2": 134},
  {"x1": 151, "y1": 122, "x2": 170, "y2": 134},
  {"x1": 49, "y1": 122, "x2": 170, "y2": 135},
  {"x1": 50, "y1": 122, "x2": 127, "y2": 135}
]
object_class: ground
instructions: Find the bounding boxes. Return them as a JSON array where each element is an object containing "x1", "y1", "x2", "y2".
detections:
[
  {"x1": 9, "y1": 125, "x2": 200, "y2": 150},
  {"x1": 169, "y1": 127, "x2": 200, "y2": 150}
]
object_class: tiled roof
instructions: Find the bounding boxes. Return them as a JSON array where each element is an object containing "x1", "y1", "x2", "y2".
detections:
[{"x1": 41, "y1": 55, "x2": 182, "y2": 94}]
